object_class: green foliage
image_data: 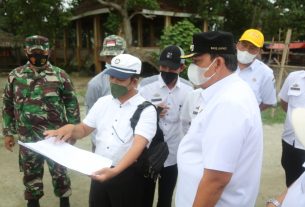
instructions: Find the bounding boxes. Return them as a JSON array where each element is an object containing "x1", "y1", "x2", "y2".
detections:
[
  {"x1": 127, "y1": 0, "x2": 159, "y2": 10},
  {"x1": 103, "y1": 13, "x2": 122, "y2": 35},
  {"x1": 159, "y1": 19, "x2": 201, "y2": 79},
  {"x1": 0, "y1": 0, "x2": 72, "y2": 45}
]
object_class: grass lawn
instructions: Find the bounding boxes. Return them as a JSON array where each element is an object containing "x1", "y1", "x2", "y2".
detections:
[{"x1": 261, "y1": 105, "x2": 286, "y2": 125}]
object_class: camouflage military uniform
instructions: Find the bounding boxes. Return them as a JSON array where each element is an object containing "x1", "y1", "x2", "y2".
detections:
[{"x1": 2, "y1": 62, "x2": 80, "y2": 200}]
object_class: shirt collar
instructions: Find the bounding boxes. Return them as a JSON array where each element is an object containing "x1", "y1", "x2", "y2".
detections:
[
  {"x1": 237, "y1": 59, "x2": 259, "y2": 72},
  {"x1": 112, "y1": 92, "x2": 142, "y2": 107},
  {"x1": 22, "y1": 62, "x2": 54, "y2": 74},
  {"x1": 201, "y1": 73, "x2": 239, "y2": 104},
  {"x1": 301, "y1": 71, "x2": 305, "y2": 78},
  {"x1": 157, "y1": 73, "x2": 181, "y2": 89}
]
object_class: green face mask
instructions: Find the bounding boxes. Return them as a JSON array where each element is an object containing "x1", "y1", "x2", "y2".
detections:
[{"x1": 110, "y1": 82, "x2": 129, "y2": 98}]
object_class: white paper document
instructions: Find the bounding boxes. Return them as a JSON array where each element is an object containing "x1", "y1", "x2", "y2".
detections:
[{"x1": 18, "y1": 137, "x2": 112, "y2": 175}]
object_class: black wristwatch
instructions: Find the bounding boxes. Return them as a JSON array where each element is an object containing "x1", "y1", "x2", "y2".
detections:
[{"x1": 266, "y1": 198, "x2": 281, "y2": 207}]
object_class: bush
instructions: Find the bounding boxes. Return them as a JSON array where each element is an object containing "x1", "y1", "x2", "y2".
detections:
[{"x1": 158, "y1": 19, "x2": 201, "y2": 79}]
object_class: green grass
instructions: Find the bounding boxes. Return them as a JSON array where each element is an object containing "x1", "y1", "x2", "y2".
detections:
[{"x1": 261, "y1": 105, "x2": 286, "y2": 125}]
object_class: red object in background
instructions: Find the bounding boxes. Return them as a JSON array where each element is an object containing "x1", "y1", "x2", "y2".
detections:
[{"x1": 267, "y1": 42, "x2": 305, "y2": 50}]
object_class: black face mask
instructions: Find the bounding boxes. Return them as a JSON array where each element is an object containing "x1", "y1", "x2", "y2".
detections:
[
  {"x1": 161, "y1": 71, "x2": 178, "y2": 85},
  {"x1": 27, "y1": 53, "x2": 49, "y2": 67}
]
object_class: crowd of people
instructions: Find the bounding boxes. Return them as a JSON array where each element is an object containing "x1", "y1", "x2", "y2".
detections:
[{"x1": 2, "y1": 28, "x2": 304, "y2": 207}]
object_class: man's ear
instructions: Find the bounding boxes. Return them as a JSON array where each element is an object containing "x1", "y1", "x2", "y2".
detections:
[{"x1": 179, "y1": 64, "x2": 185, "y2": 73}]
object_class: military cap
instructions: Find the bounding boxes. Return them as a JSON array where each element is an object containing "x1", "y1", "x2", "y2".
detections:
[
  {"x1": 100, "y1": 35, "x2": 126, "y2": 56},
  {"x1": 25, "y1": 35, "x2": 49, "y2": 51},
  {"x1": 182, "y1": 31, "x2": 235, "y2": 58}
]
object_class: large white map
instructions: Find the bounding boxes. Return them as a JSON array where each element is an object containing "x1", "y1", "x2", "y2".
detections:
[{"x1": 18, "y1": 137, "x2": 112, "y2": 175}]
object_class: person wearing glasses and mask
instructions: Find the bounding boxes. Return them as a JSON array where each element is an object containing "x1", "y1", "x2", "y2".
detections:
[
  {"x1": 176, "y1": 31, "x2": 263, "y2": 207},
  {"x1": 44, "y1": 54, "x2": 157, "y2": 207},
  {"x1": 2, "y1": 35, "x2": 80, "y2": 207},
  {"x1": 138, "y1": 45, "x2": 193, "y2": 207},
  {"x1": 85, "y1": 35, "x2": 127, "y2": 152},
  {"x1": 236, "y1": 29, "x2": 276, "y2": 111}
]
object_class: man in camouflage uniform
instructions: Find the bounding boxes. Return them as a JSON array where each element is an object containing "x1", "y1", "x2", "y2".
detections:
[
  {"x1": 2, "y1": 35, "x2": 80, "y2": 207},
  {"x1": 85, "y1": 35, "x2": 126, "y2": 151}
]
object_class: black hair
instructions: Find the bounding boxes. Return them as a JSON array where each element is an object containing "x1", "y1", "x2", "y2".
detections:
[{"x1": 210, "y1": 53, "x2": 237, "y2": 72}]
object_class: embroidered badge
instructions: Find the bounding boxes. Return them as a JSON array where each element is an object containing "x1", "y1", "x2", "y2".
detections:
[
  {"x1": 291, "y1": 83, "x2": 300, "y2": 91},
  {"x1": 166, "y1": 52, "x2": 173, "y2": 59}
]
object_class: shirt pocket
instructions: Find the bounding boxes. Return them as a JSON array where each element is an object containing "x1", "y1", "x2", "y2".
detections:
[{"x1": 287, "y1": 87, "x2": 303, "y2": 106}]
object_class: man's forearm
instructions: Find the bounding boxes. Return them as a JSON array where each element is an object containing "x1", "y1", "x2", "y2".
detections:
[
  {"x1": 193, "y1": 178, "x2": 225, "y2": 207},
  {"x1": 193, "y1": 169, "x2": 232, "y2": 207},
  {"x1": 71, "y1": 123, "x2": 93, "y2": 139}
]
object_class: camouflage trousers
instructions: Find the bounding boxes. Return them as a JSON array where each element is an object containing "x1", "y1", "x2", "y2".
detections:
[{"x1": 19, "y1": 145, "x2": 72, "y2": 200}]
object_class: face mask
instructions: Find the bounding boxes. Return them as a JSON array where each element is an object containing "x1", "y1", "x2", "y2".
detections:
[
  {"x1": 187, "y1": 59, "x2": 216, "y2": 86},
  {"x1": 110, "y1": 82, "x2": 129, "y2": 98},
  {"x1": 237, "y1": 49, "x2": 257, "y2": 64},
  {"x1": 27, "y1": 53, "x2": 49, "y2": 67},
  {"x1": 161, "y1": 71, "x2": 178, "y2": 85},
  {"x1": 105, "y1": 63, "x2": 111, "y2": 69}
]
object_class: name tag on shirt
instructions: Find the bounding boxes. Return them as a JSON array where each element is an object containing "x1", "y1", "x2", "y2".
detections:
[
  {"x1": 290, "y1": 87, "x2": 300, "y2": 91},
  {"x1": 151, "y1": 98, "x2": 162, "y2": 102}
]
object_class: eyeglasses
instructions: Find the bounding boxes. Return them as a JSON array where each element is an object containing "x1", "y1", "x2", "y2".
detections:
[{"x1": 238, "y1": 41, "x2": 260, "y2": 54}]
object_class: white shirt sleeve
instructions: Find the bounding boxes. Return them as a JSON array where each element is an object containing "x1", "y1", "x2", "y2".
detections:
[
  {"x1": 278, "y1": 74, "x2": 290, "y2": 102},
  {"x1": 83, "y1": 97, "x2": 108, "y2": 128},
  {"x1": 261, "y1": 71, "x2": 277, "y2": 105},
  {"x1": 135, "y1": 105, "x2": 157, "y2": 142}
]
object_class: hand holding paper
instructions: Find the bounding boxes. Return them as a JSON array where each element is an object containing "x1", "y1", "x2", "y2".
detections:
[{"x1": 18, "y1": 137, "x2": 112, "y2": 175}]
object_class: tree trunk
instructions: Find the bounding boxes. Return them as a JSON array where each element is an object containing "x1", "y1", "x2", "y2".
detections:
[{"x1": 122, "y1": 11, "x2": 133, "y2": 46}]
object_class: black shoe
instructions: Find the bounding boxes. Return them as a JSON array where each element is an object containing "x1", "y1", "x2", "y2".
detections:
[
  {"x1": 27, "y1": 199, "x2": 40, "y2": 207},
  {"x1": 60, "y1": 197, "x2": 70, "y2": 207}
]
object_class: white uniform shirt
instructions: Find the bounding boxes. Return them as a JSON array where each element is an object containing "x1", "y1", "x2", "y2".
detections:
[
  {"x1": 180, "y1": 88, "x2": 204, "y2": 135},
  {"x1": 236, "y1": 59, "x2": 276, "y2": 105},
  {"x1": 83, "y1": 93, "x2": 157, "y2": 166},
  {"x1": 139, "y1": 74, "x2": 193, "y2": 167},
  {"x1": 176, "y1": 74, "x2": 263, "y2": 207},
  {"x1": 278, "y1": 70, "x2": 305, "y2": 149},
  {"x1": 282, "y1": 170, "x2": 305, "y2": 207}
]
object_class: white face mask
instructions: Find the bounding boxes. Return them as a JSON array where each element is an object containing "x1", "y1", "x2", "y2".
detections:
[
  {"x1": 187, "y1": 59, "x2": 216, "y2": 86},
  {"x1": 237, "y1": 49, "x2": 257, "y2": 64}
]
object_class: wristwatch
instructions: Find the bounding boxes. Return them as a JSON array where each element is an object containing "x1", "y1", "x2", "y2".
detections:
[{"x1": 266, "y1": 198, "x2": 281, "y2": 207}]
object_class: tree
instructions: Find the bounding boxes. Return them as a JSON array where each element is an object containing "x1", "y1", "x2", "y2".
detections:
[
  {"x1": 0, "y1": 0, "x2": 75, "y2": 45},
  {"x1": 159, "y1": 19, "x2": 201, "y2": 79},
  {"x1": 96, "y1": 0, "x2": 158, "y2": 46}
]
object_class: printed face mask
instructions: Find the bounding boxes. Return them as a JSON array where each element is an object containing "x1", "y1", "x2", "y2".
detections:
[
  {"x1": 161, "y1": 71, "x2": 179, "y2": 85},
  {"x1": 110, "y1": 82, "x2": 129, "y2": 98},
  {"x1": 187, "y1": 59, "x2": 216, "y2": 86},
  {"x1": 237, "y1": 49, "x2": 257, "y2": 64},
  {"x1": 27, "y1": 53, "x2": 49, "y2": 67}
]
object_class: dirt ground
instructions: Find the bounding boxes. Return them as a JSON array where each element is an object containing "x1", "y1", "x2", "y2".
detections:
[{"x1": 0, "y1": 75, "x2": 286, "y2": 207}]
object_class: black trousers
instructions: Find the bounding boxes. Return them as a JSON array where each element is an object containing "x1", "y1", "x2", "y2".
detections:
[
  {"x1": 281, "y1": 140, "x2": 305, "y2": 187},
  {"x1": 142, "y1": 164, "x2": 178, "y2": 207},
  {"x1": 89, "y1": 164, "x2": 145, "y2": 207}
]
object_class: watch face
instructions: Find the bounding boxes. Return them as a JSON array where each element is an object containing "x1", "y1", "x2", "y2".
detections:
[{"x1": 267, "y1": 199, "x2": 281, "y2": 207}]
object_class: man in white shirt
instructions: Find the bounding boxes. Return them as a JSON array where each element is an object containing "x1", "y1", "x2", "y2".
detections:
[
  {"x1": 236, "y1": 29, "x2": 276, "y2": 111},
  {"x1": 176, "y1": 31, "x2": 263, "y2": 207},
  {"x1": 278, "y1": 70, "x2": 305, "y2": 187},
  {"x1": 45, "y1": 54, "x2": 157, "y2": 207},
  {"x1": 179, "y1": 88, "x2": 203, "y2": 135},
  {"x1": 85, "y1": 35, "x2": 126, "y2": 151},
  {"x1": 139, "y1": 45, "x2": 193, "y2": 207}
]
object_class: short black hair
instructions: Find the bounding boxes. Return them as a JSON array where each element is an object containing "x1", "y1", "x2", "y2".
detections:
[{"x1": 210, "y1": 53, "x2": 237, "y2": 72}]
